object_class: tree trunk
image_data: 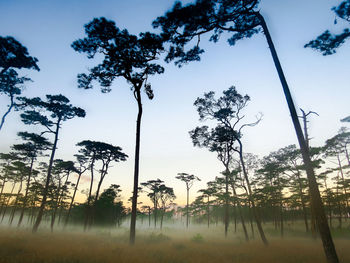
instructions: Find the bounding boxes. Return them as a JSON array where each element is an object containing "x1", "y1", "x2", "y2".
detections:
[
  {"x1": 224, "y1": 168, "x2": 229, "y2": 237},
  {"x1": 207, "y1": 196, "x2": 210, "y2": 228},
  {"x1": 257, "y1": 13, "x2": 339, "y2": 262},
  {"x1": 130, "y1": 87, "x2": 143, "y2": 245},
  {"x1": 17, "y1": 158, "x2": 34, "y2": 227},
  {"x1": 0, "y1": 94, "x2": 14, "y2": 131},
  {"x1": 9, "y1": 174, "x2": 24, "y2": 225},
  {"x1": 32, "y1": 119, "x2": 61, "y2": 233},
  {"x1": 295, "y1": 171, "x2": 309, "y2": 232},
  {"x1": 235, "y1": 138, "x2": 268, "y2": 245},
  {"x1": 84, "y1": 156, "x2": 95, "y2": 231},
  {"x1": 337, "y1": 155, "x2": 349, "y2": 213},
  {"x1": 186, "y1": 186, "x2": 189, "y2": 228},
  {"x1": 232, "y1": 184, "x2": 249, "y2": 242},
  {"x1": 1, "y1": 183, "x2": 16, "y2": 222},
  {"x1": 64, "y1": 172, "x2": 82, "y2": 228}
]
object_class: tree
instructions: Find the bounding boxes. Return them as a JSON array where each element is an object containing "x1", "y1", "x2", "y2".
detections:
[
  {"x1": 19, "y1": 94, "x2": 85, "y2": 232},
  {"x1": 198, "y1": 181, "x2": 217, "y2": 228},
  {"x1": 158, "y1": 184, "x2": 176, "y2": 229},
  {"x1": 0, "y1": 36, "x2": 39, "y2": 75},
  {"x1": 153, "y1": 2, "x2": 338, "y2": 261},
  {"x1": 0, "y1": 70, "x2": 31, "y2": 131},
  {"x1": 0, "y1": 36, "x2": 39, "y2": 131},
  {"x1": 72, "y1": 17, "x2": 165, "y2": 244},
  {"x1": 64, "y1": 154, "x2": 89, "y2": 227},
  {"x1": 190, "y1": 86, "x2": 265, "y2": 243},
  {"x1": 141, "y1": 179, "x2": 164, "y2": 228},
  {"x1": 76, "y1": 140, "x2": 127, "y2": 229},
  {"x1": 94, "y1": 184, "x2": 125, "y2": 226},
  {"x1": 305, "y1": 0, "x2": 350, "y2": 55},
  {"x1": 11, "y1": 132, "x2": 51, "y2": 227},
  {"x1": 175, "y1": 173, "x2": 200, "y2": 228}
]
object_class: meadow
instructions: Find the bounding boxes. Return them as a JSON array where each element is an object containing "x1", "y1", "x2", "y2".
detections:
[{"x1": 1, "y1": 223, "x2": 349, "y2": 263}]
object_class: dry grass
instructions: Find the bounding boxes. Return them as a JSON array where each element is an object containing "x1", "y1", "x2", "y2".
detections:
[{"x1": 0, "y1": 227, "x2": 349, "y2": 263}]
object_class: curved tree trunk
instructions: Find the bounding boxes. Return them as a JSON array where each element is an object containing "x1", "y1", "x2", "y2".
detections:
[
  {"x1": 0, "y1": 95, "x2": 14, "y2": 131},
  {"x1": 257, "y1": 12, "x2": 339, "y2": 263},
  {"x1": 130, "y1": 86, "x2": 143, "y2": 245},
  {"x1": 32, "y1": 119, "x2": 61, "y2": 233}
]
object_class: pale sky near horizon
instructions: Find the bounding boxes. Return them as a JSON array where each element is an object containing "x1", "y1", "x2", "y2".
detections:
[{"x1": 0, "y1": 0, "x2": 349, "y2": 206}]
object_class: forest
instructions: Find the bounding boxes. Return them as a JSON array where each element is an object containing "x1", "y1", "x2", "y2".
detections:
[{"x1": 0, "y1": 0, "x2": 350, "y2": 263}]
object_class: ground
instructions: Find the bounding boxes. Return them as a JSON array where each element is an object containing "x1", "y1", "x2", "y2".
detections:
[{"x1": 0, "y1": 224, "x2": 349, "y2": 263}]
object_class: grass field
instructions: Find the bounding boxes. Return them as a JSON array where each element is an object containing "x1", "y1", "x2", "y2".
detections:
[{"x1": 0, "y1": 224, "x2": 349, "y2": 263}]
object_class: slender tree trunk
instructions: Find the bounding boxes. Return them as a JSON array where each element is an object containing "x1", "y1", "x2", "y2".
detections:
[
  {"x1": 64, "y1": 172, "x2": 82, "y2": 228},
  {"x1": 84, "y1": 157, "x2": 95, "y2": 231},
  {"x1": 186, "y1": 187, "x2": 189, "y2": 228},
  {"x1": 89, "y1": 171, "x2": 106, "y2": 228},
  {"x1": 154, "y1": 197, "x2": 158, "y2": 228},
  {"x1": 160, "y1": 207, "x2": 164, "y2": 230},
  {"x1": 32, "y1": 120, "x2": 61, "y2": 233},
  {"x1": 1, "y1": 183, "x2": 16, "y2": 222},
  {"x1": 296, "y1": 171, "x2": 309, "y2": 232},
  {"x1": 0, "y1": 95, "x2": 14, "y2": 131},
  {"x1": 207, "y1": 196, "x2": 210, "y2": 228},
  {"x1": 17, "y1": 158, "x2": 34, "y2": 227},
  {"x1": 224, "y1": 167, "x2": 229, "y2": 237},
  {"x1": 257, "y1": 13, "x2": 339, "y2": 262},
  {"x1": 130, "y1": 87, "x2": 143, "y2": 245},
  {"x1": 337, "y1": 155, "x2": 349, "y2": 212},
  {"x1": 9, "y1": 175, "x2": 24, "y2": 225},
  {"x1": 232, "y1": 185, "x2": 249, "y2": 242},
  {"x1": 235, "y1": 139, "x2": 268, "y2": 245}
]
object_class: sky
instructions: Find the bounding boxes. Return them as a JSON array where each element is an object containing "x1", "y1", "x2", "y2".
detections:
[{"x1": 0, "y1": 0, "x2": 349, "y2": 206}]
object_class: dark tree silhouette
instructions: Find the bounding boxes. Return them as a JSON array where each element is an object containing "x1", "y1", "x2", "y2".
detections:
[
  {"x1": 64, "y1": 154, "x2": 89, "y2": 227},
  {"x1": 0, "y1": 70, "x2": 31, "y2": 131},
  {"x1": 0, "y1": 36, "x2": 39, "y2": 131},
  {"x1": 19, "y1": 94, "x2": 85, "y2": 232},
  {"x1": 175, "y1": 173, "x2": 200, "y2": 228},
  {"x1": 305, "y1": 0, "x2": 350, "y2": 55},
  {"x1": 11, "y1": 132, "x2": 51, "y2": 227},
  {"x1": 0, "y1": 36, "x2": 39, "y2": 75},
  {"x1": 72, "y1": 17, "x2": 164, "y2": 244},
  {"x1": 190, "y1": 86, "x2": 265, "y2": 243},
  {"x1": 153, "y1": 2, "x2": 338, "y2": 261},
  {"x1": 76, "y1": 140, "x2": 127, "y2": 230},
  {"x1": 141, "y1": 179, "x2": 164, "y2": 228}
]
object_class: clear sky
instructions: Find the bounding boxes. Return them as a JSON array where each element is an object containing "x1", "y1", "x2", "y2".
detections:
[{"x1": 0, "y1": 0, "x2": 349, "y2": 206}]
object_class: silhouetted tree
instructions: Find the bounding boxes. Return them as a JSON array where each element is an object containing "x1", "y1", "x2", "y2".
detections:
[
  {"x1": 141, "y1": 179, "x2": 164, "y2": 228},
  {"x1": 153, "y1": 2, "x2": 338, "y2": 261},
  {"x1": 0, "y1": 36, "x2": 39, "y2": 75},
  {"x1": 19, "y1": 94, "x2": 85, "y2": 232},
  {"x1": 305, "y1": 0, "x2": 350, "y2": 55},
  {"x1": 76, "y1": 140, "x2": 127, "y2": 229},
  {"x1": 176, "y1": 173, "x2": 200, "y2": 228},
  {"x1": 190, "y1": 86, "x2": 264, "y2": 242},
  {"x1": 0, "y1": 36, "x2": 39, "y2": 130},
  {"x1": 0, "y1": 70, "x2": 31, "y2": 131},
  {"x1": 72, "y1": 17, "x2": 164, "y2": 244},
  {"x1": 94, "y1": 184, "x2": 125, "y2": 226},
  {"x1": 64, "y1": 154, "x2": 89, "y2": 227},
  {"x1": 11, "y1": 132, "x2": 51, "y2": 227}
]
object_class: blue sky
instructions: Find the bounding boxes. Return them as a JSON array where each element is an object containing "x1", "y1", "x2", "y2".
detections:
[{"x1": 0, "y1": 0, "x2": 349, "y2": 205}]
